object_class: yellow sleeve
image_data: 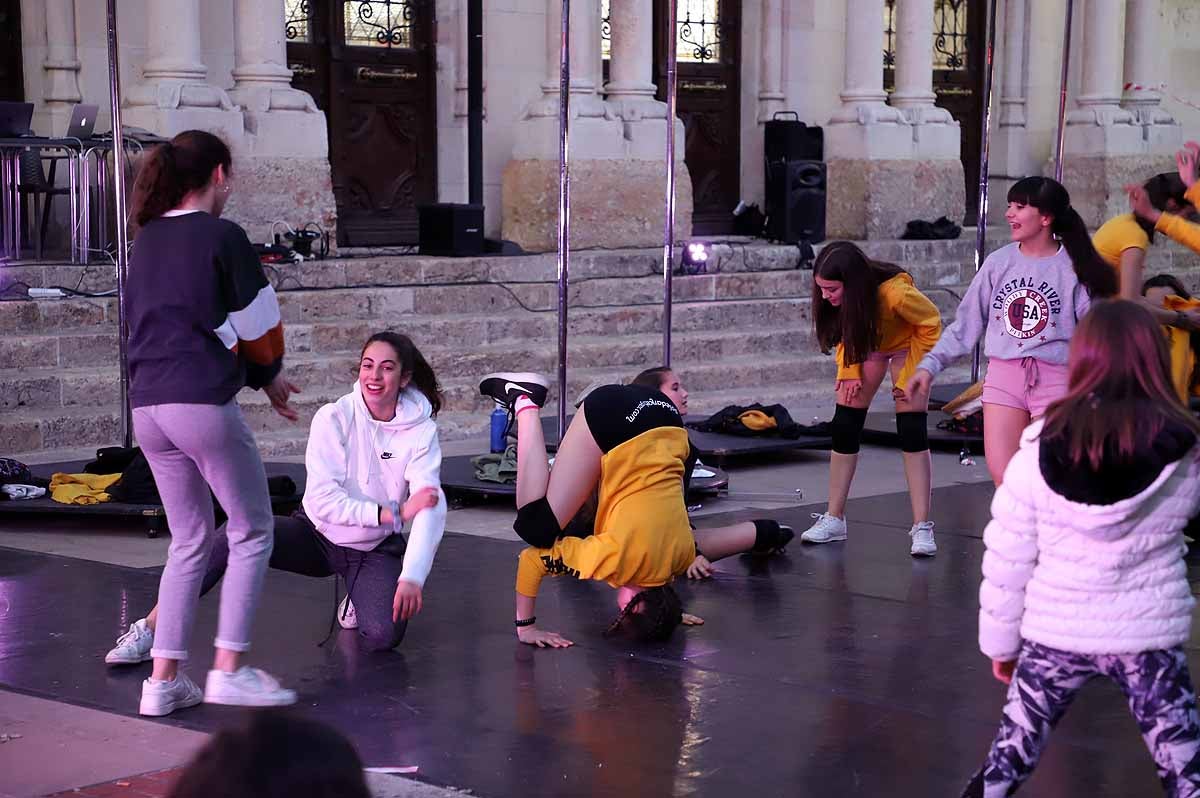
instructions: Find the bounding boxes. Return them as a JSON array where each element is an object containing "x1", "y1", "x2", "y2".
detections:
[
  {"x1": 1156, "y1": 184, "x2": 1200, "y2": 254},
  {"x1": 889, "y1": 282, "x2": 943, "y2": 388},
  {"x1": 835, "y1": 342, "x2": 863, "y2": 382},
  {"x1": 1155, "y1": 213, "x2": 1200, "y2": 255}
]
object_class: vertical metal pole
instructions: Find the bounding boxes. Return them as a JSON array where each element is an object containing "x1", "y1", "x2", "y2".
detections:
[
  {"x1": 107, "y1": 0, "x2": 132, "y2": 447},
  {"x1": 467, "y1": 0, "x2": 484, "y2": 205},
  {"x1": 970, "y1": 0, "x2": 999, "y2": 384},
  {"x1": 1052, "y1": 0, "x2": 1075, "y2": 181},
  {"x1": 661, "y1": 0, "x2": 678, "y2": 367},
  {"x1": 556, "y1": 0, "x2": 571, "y2": 440}
]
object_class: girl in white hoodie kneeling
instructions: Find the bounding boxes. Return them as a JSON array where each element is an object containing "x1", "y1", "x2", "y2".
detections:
[
  {"x1": 105, "y1": 332, "x2": 446, "y2": 661},
  {"x1": 964, "y1": 300, "x2": 1200, "y2": 798}
]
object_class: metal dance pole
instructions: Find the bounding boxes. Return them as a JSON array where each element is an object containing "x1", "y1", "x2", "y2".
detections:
[
  {"x1": 106, "y1": 0, "x2": 132, "y2": 448},
  {"x1": 660, "y1": 0, "x2": 679, "y2": 367},
  {"x1": 1052, "y1": 0, "x2": 1076, "y2": 181},
  {"x1": 970, "y1": 0, "x2": 1000, "y2": 384},
  {"x1": 556, "y1": 0, "x2": 571, "y2": 440}
]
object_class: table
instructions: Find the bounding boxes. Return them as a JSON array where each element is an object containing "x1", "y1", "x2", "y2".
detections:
[
  {"x1": 0, "y1": 135, "x2": 155, "y2": 264},
  {"x1": 0, "y1": 136, "x2": 87, "y2": 262}
]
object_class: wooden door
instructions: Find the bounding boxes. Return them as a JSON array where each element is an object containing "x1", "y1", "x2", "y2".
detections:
[
  {"x1": 286, "y1": 1, "x2": 438, "y2": 246},
  {"x1": 653, "y1": 0, "x2": 742, "y2": 236},
  {"x1": 0, "y1": 0, "x2": 23, "y2": 101},
  {"x1": 885, "y1": 0, "x2": 985, "y2": 222}
]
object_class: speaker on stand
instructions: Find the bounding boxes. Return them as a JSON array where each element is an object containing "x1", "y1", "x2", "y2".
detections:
[{"x1": 763, "y1": 112, "x2": 826, "y2": 245}]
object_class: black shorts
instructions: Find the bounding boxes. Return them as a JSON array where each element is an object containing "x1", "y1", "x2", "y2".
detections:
[
  {"x1": 582, "y1": 384, "x2": 684, "y2": 452},
  {"x1": 582, "y1": 384, "x2": 698, "y2": 485}
]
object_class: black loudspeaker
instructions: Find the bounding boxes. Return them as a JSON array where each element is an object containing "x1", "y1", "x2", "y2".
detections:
[
  {"x1": 418, "y1": 203, "x2": 484, "y2": 256},
  {"x1": 765, "y1": 160, "x2": 826, "y2": 244},
  {"x1": 764, "y1": 113, "x2": 823, "y2": 163}
]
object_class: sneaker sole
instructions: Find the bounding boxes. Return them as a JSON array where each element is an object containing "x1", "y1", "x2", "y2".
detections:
[
  {"x1": 139, "y1": 691, "x2": 203, "y2": 717},
  {"x1": 336, "y1": 620, "x2": 359, "y2": 630},
  {"x1": 204, "y1": 690, "x2": 299, "y2": 708},
  {"x1": 910, "y1": 547, "x2": 937, "y2": 557},
  {"x1": 800, "y1": 533, "x2": 847, "y2": 544},
  {"x1": 106, "y1": 652, "x2": 153, "y2": 666}
]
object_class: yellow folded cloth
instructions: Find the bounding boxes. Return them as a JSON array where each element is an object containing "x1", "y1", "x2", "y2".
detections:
[
  {"x1": 49, "y1": 472, "x2": 122, "y2": 505},
  {"x1": 737, "y1": 409, "x2": 778, "y2": 431}
]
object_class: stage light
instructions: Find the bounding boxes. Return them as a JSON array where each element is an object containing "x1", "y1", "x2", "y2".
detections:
[{"x1": 680, "y1": 241, "x2": 710, "y2": 274}]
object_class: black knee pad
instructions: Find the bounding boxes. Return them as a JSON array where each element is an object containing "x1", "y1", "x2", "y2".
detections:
[
  {"x1": 831, "y1": 404, "x2": 868, "y2": 455},
  {"x1": 513, "y1": 496, "x2": 562, "y2": 548},
  {"x1": 896, "y1": 411, "x2": 929, "y2": 453}
]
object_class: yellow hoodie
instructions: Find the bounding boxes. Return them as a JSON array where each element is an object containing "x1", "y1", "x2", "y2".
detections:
[{"x1": 835, "y1": 273, "x2": 943, "y2": 387}]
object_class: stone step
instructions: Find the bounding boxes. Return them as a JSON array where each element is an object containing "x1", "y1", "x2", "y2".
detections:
[{"x1": 0, "y1": 236, "x2": 1016, "y2": 295}]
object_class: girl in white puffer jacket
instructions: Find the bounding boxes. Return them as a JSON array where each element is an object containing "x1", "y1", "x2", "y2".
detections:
[{"x1": 964, "y1": 299, "x2": 1200, "y2": 798}]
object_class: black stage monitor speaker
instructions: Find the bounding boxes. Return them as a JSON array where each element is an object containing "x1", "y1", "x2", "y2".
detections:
[
  {"x1": 418, "y1": 203, "x2": 484, "y2": 256},
  {"x1": 766, "y1": 160, "x2": 826, "y2": 244},
  {"x1": 764, "y1": 112, "x2": 823, "y2": 163}
]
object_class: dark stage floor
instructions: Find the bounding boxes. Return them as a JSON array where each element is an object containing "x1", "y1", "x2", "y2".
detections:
[{"x1": 2, "y1": 481, "x2": 1195, "y2": 797}]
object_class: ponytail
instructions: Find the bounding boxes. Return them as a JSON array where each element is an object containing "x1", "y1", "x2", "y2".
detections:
[
  {"x1": 359, "y1": 331, "x2": 443, "y2": 418},
  {"x1": 1007, "y1": 176, "x2": 1117, "y2": 299},
  {"x1": 130, "y1": 130, "x2": 232, "y2": 230},
  {"x1": 407, "y1": 347, "x2": 443, "y2": 418},
  {"x1": 1053, "y1": 205, "x2": 1118, "y2": 298}
]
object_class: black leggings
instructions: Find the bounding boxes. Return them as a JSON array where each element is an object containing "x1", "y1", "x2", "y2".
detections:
[{"x1": 200, "y1": 514, "x2": 407, "y2": 652}]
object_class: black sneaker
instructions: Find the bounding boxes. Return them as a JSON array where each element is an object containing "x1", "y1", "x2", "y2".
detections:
[{"x1": 478, "y1": 372, "x2": 550, "y2": 410}]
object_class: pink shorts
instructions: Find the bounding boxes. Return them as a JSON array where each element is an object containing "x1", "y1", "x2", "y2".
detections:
[{"x1": 981, "y1": 357, "x2": 1070, "y2": 418}]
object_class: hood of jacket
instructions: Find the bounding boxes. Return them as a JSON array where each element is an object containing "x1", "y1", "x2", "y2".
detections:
[
  {"x1": 343, "y1": 381, "x2": 433, "y2": 431},
  {"x1": 1032, "y1": 417, "x2": 1196, "y2": 541}
]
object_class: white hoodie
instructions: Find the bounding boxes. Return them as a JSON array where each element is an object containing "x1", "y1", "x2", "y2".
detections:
[
  {"x1": 979, "y1": 419, "x2": 1200, "y2": 660},
  {"x1": 301, "y1": 383, "x2": 447, "y2": 587}
]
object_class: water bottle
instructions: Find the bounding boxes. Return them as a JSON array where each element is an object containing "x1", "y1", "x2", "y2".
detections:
[{"x1": 490, "y1": 406, "x2": 508, "y2": 453}]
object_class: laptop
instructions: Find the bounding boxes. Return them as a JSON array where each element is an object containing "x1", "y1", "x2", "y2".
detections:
[
  {"x1": 66, "y1": 103, "x2": 99, "y2": 139},
  {"x1": 0, "y1": 101, "x2": 34, "y2": 137}
]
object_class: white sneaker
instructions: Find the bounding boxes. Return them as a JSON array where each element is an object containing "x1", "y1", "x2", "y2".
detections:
[
  {"x1": 105, "y1": 618, "x2": 154, "y2": 665},
  {"x1": 139, "y1": 672, "x2": 203, "y2": 717},
  {"x1": 800, "y1": 512, "x2": 847, "y2": 544},
  {"x1": 204, "y1": 666, "x2": 297, "y2": 707},
  {"x1": 337, "y1": 595, "x2": 359, "y2": 630},
  {"x1": 910, "y1": 521, "x2": 937, "y2": 557}
]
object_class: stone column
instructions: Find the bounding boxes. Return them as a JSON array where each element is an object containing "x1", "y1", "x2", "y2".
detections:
[
  {"x1": 42, "y1": 0, "x2": 83, "y2": 133},
  {"x1": 123, "y1": 0, "x2": 244, "y2": 143},
  {"x1": 890, "y1": 0, "x2": 958, "y2": 156},
  {"x1": 756, "y1": 0, "x2": 785, "y2": 123},
  {"x1": 605, "y1": 0, "x2": 662, "y2": 119},
  {"x1": 994, "y1": 0, "x2": 1032, "y2": 172},
  {"x1": 603, "y1": 0, "x2": 679, "y2": 159},
  {"x1": 1122, "y1": 0, "x2": 1179, "y2": 152},
  {"x1": 826, "y1": 0, "x2": 910, "y2": 159},
  {"x1": 825, "y1": 0, "x2": 963, "y2": 239},
  {"x1": 502, "y1": 0, "x2": 692, "y2": 251},
  {"x1": 229, "y1": 0, "x2": 327, "y2": 158},
  {"x1": 1061, "y1": 0, "x2": 1145, "y2": 227},
  {"x1": 1064, "y1": 0, "x2": 1137, "y2": 151}
]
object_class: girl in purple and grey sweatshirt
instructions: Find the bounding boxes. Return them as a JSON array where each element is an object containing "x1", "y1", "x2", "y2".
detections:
[{"x1": 906, "y1": 177, "x2": 1117, "y2": 485}]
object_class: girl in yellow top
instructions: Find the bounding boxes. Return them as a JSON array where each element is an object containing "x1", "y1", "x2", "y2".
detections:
[
  {"x1": 1094, "y1": 171, "x2": 1197, "y2": 329},
  {"x1": 801, "y1": 241, "x2": 943, "y2": 557},
  {"x1": 478, "y1": 374, "x2": 703, "y2": 649},
  {"x1": 1144, "y1": 274, "x2": 1200, "y2": 403}
]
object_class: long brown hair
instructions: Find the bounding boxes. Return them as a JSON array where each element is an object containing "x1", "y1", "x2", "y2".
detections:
[
  {"x1": 1006, "y1": 177, "x2": 1118, "y2": 298},
  {"x1": 1041, "y1": 299, "x2": 1200, "y2": 468},
  {"x1": 130, "y1": 130, "x2": 232, "y2": 228},
  {"x1": 360, "y1": 331, "x2": 443, "y2": 417},
  {"x1": 812, "y1": 241, "x2": 906, "y2": 366}
]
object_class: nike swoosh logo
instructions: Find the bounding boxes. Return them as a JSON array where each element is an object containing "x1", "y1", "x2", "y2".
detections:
[{"x1": 505, "y1": 382, "x2": 531, "y2": 395}]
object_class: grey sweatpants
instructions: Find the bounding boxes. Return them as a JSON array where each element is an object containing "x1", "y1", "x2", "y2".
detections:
[{"x1": 134, "y1": 401, "x2": 274, "y2": 661}]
